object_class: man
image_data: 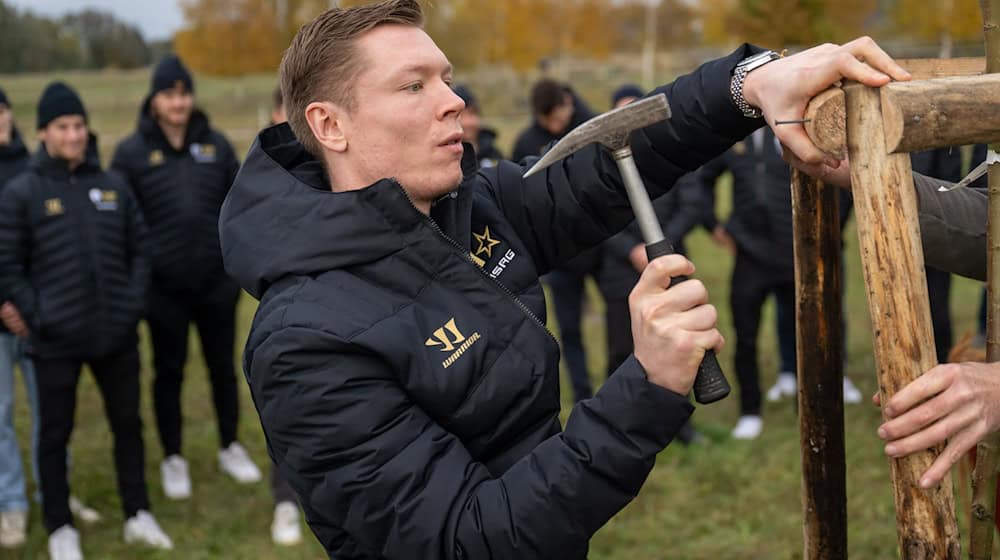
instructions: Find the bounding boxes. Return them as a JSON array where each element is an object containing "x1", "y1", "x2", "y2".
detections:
[
  {"x1": 0, "y1": 86, "x2": 33, "y2": 550},
  {"x1": 453, "y1": 84, "x2": 503, "y2": 168},
  {"x1": 698, "y1": 127, "x2": 861, "y2": 440},
  {"x1": 219, "y1": 1, "x2": 907, "y2": 556},
  {"x1": 0, "y1": 82, "x2": 172, "y2": 560},
  {"x1": 112, "y1": 55, "x2": 260, "y2": 500}
]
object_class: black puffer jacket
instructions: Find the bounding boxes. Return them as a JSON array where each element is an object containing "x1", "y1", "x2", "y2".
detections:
[
  {"x1": 111, "y1": 98, "x2": 239, "y2": 296},
  {"x1": 221, "y1": 46, "x2": 762, "y2": 560},
  {"x1": 0, "y1": 127, "x2": 29, "y2": 188},
  {"x1": 0, "y1": 139, "x2": 149, "y2": 359}
]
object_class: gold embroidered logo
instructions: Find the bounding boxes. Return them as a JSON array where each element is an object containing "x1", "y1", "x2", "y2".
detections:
[
  {"x1": 149, "y1": 149, "x2": 164, "y2": 166},
  {"x1": 425, "y1": 318, "x2": 481, "y2": 369},
  {"x1": 473, "y1": 225, "x2": 501, "y2": 258},
  {"x1": 470, "y1": 252, "x2": 486, "y2": 268},
  {"x1": 44, "y1": 198, "x2": 64, "y2": 216}
]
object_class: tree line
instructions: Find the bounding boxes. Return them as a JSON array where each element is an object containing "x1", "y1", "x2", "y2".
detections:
[{"x1": 0, "y1": 0, "x2": 161, "y2": 73}]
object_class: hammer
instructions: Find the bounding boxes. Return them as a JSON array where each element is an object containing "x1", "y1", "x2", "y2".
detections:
[{"x1": 523, "y1": 93, "x2": 730, "y2": 405}]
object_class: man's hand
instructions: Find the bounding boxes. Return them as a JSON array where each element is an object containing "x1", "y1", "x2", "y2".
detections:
[
  {"x1": 876, "y1": 361, "x2": 1000, "y2": 488},
  {"x1": 629, "y1": 255, "x2": 724, "y2": 395},
  {"x1": 0, "y1": 301, "x2": 29, "y2": 338},
  {"x1": 782, "y1": 148, "x2": 853, "y2": 190},
  {"x1": 711, "y1": 226, "x2": 737, "y2": 255},
  {"x1": 743, "y1": 37, "x2": 911, "y2": 166}
]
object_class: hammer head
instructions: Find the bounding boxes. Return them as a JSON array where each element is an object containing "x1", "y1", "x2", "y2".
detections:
[{"x1": 523, "y1": 93, "x2": 670, "y2": 178}]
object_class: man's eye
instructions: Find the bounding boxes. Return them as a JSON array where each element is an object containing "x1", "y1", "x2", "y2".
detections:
[{"x1": 407, "y1": 83, "x2": 423, "y2": 92}]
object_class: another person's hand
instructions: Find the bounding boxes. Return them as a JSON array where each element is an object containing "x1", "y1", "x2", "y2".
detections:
[
  {"x1": 628, "y1": 243, "x2": 648, "y2": 272},
  {"x1": 0, "y1": 301, "x2": 29, "y2": 338},
  {"x1": 711, "y1": 226, "x2": 737, "y2": 255},
  {"x1": 743, "y1": 37, "x2": 911, "y2": 165},
  {"x1": 876, "y1": 361, "x2": 1000, "y2": 488},
  {"x1": 783, "y1": 148, "x2": 853, "y2": 190},
  {"x1": 629, "y1": 254, "x2": 724, "y2": 395}
]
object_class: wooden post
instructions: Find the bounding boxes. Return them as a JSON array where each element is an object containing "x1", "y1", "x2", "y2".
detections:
[
  {"x1": 971, "y1": 2, "x2": 1000, "y2": 558},
  {"x1": 792, "y1": 169, "x2": 847, "y2": 560},
  {"x1": 844, "y1": 82, "x2": 960, "y2": 559}
]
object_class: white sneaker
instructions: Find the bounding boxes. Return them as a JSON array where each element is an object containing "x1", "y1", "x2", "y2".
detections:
[
  {"x1": 766, "y1": 372, "x2": 797, "y2": 402},
  {"x1": 161, "y1": 455, "x2": 191, "y2": 500},
  {"x1": 732, "y1": 415, "x2": 764, "y2": 440},
  {"x1": 271, "y1": 501, "x2": 302, "y2": 546},
  {"x1": 48, "y1": 525, "x2": 83, "y2": 560},
  {"x1": 123, "y1": 510, "x2": 172, "y2": 550},
  {"x1": 843, "y1": 377, "x2": 862, "y2": 404},
  {"x1": 0, "y1": 510, "x2": 27, "y2": 548},
  {"x1": 69, "y1": 495, "x2": 102, "y2": 525},
  {"x1": 218, "y1": 442, "x2": 262, "y2": 483}
]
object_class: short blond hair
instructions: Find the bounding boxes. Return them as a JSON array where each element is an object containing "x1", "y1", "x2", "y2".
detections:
[{"x1": 279, "y1": 0, "x2": 424, "y2": 156}]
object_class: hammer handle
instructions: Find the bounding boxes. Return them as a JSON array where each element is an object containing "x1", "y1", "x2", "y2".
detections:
[{"x1": 645, "y1": 239, "x2": 731, "y2": 405}]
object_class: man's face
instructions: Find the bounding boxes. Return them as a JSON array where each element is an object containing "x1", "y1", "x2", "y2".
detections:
[
  {"x1": 459, "y1": 105, "x2": 480, "y2": 144},
  {"x1": 538, "y1": 95, "x2": 573, "y2": 136},
  {"x1": 39, "y1": 115, "x2": 88, "y2": 163},
  {"x1": 151, "y1": 85, "x2": 194, "y2": 128},
  {"x1": 337, "y1": 25, "x2": 465, "y2": 205}
]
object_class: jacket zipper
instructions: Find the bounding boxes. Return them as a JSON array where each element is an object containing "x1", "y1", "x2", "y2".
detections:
[{"x1": 392, "y1": 181, "x2": 558, "y2": 346}]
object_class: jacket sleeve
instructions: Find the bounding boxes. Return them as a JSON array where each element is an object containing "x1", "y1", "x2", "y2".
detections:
[
  {"x1": 915, "y1": 172, "x2": 986, "y2": 281},
  {"x1": 662, "y1": 172, "x2": 708, "y2": 243},
  {"x1": 483, "y1": 45, "x2": 763, "y2": 274},
  {"x1": 250, "y1": 325, "x2": 693, "y2": 559},
  {"x1": 0, "y1": 183, "x2": 38, "y2": 330},
  {"x1": 121, "y1": 181, "x2": 151, "y2": 314}
]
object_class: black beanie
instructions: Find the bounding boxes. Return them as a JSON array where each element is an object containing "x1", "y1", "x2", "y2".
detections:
[
  {"x1": 37, "y1": 82, "x2": 87, "y2": 130},
  {"x1": 151, "y1": 55, "x2": 194, "y2": 95},
  {"x1": 0, "y1": 87, "x2": 8, "y2": 108},
  {"x1": 453, "y1": 84, "x2": 477, "y2": 110},
  {"x1": 611, "y1": 84, "x2": 644, "y2": 108}
]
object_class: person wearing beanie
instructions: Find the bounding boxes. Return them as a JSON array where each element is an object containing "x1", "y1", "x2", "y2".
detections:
[
  {"x1": 452, "y1": 84, "x2": 503, "y2": 168},
  {"x1": 111, "y1": 55, "x2": 259, "y2": 502},
  {"x1": 610, "y1": 84, "x2": 643, "y2": 109},
  {"x1": 0, "y1": 82, "x2": 173, "y2": 560}
]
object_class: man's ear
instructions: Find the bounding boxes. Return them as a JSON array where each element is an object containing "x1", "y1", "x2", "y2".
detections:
[{"x1": 304, "y1": 101, "x2": 348, "y2": 153}]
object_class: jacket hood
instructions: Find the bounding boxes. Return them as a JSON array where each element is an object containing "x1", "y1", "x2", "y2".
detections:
[
  {"x1": 137, "y1": 93, "x2": 212, "y2": 151},
  {"x1": 0, "y1": 127, "x2": 28, "y2": 161},
  {"x1": 30, "y1": 132, "x2": 102, "y2": 177},
  {"x1": 220, "y1": 123, "x2": 477, "y2": 300}
]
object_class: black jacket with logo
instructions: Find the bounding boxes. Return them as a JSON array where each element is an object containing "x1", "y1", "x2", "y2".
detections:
[
  {"x1": 111, "y1": 99, "x2": 239, "y2": 297},
  {"x1": 220, "y1": 46, "x2": 762, "y2": 560},
  {"x1": 0, "y1": 140, "x2": 150, "y2": 359}
]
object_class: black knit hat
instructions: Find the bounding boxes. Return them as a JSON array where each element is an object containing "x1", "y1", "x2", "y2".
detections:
[
  {"x1": 453, "y1": 84, "x2": 477, "y2": 111},
  {"x1": 37, "y1": 82, "x2": 87, "y2": 130},
  {"x1": 0, "y1": 87, "x2": 9, "y2": 108},
  {"x1": 151, "y1": 55, "x2": 194, "y2": 95},
  {"x1": 611, "y1": 84, "x2": 644, "y2": 108}
]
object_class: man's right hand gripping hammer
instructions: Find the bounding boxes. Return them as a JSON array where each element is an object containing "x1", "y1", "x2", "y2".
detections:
[{"x1": 524, "y1": 93, "x2": 731, "y2": 404}]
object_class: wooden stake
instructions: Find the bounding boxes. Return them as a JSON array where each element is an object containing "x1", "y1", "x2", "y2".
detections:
[
  {"x1": 844, "y1": 82, "x2": 960, "y2": 559},
  {"x1": 792, "y1": 169, "x2": 847, "y2": 560},
  {"x1": 971, "y1": 2, "x2": 1000, "y2": 558},
  {"x1": 803, "y1": 74, "x2": 1000, "y2": 157}
]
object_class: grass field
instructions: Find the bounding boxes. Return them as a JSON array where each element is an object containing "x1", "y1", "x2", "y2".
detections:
[{"x1": 0, "y1": 66, "x2": 991, "y2": 559}]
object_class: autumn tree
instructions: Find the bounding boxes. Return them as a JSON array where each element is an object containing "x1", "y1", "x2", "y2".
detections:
[{"x1": 892, "y1": 0, "x2": 983, "y2": 56}]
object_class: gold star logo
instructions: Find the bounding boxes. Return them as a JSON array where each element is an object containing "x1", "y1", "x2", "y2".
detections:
[{"x1": 473, "y1": 225, "x2": 501, "y2": 258}]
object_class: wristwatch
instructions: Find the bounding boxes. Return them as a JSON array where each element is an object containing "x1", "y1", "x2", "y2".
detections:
[{"x1": 730, "y1": 50, "x2": 782, "y2": 118}]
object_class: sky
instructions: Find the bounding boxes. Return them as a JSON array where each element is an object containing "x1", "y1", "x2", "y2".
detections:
[{"x1": 5, "y1": 0, "x2": 184, "y2": 41}]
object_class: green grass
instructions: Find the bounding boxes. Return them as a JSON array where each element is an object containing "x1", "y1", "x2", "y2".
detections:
[{"x1": 0, "y1": 67, "x2": 991, "y2": 558}]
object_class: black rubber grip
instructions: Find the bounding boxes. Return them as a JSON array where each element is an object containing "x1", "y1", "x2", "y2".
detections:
[{"x1": 644, "y1": 239, "x2": 731, "y2": 405}]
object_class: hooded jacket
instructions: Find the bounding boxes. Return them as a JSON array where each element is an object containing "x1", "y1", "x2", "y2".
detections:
[
  {"x1": 221, "y1": 46, "x2": 762, "y2": 559},
  {"x1": 0, "y1": 138, "x2": 150, "y2": 359},
  {"x1": 111, "y1": 97, "x2": 239, "y2": 297}
]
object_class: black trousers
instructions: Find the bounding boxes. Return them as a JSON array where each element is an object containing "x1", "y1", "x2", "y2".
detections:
[
  {"x1": 35, "y1": 348, "x2": 149, "y2": 533},
  {"x1": 148, "y1": 281, "x2": 241, "y2": 457},
  {"x1": 730, "y1": 252, "x2": 795, "y2": 416},
  {"x1": 604, "y1": 298, "x2": 633, "y2": 378},
  {"x1": 925, "y1": 266, "x2": 953, "y2": 363},
  {"x1": 546, "y1": 270, "x2": 593, "y2": 402},
  {"x1": 271, "y1": 463, "x2": 297, "y2": 506}
]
